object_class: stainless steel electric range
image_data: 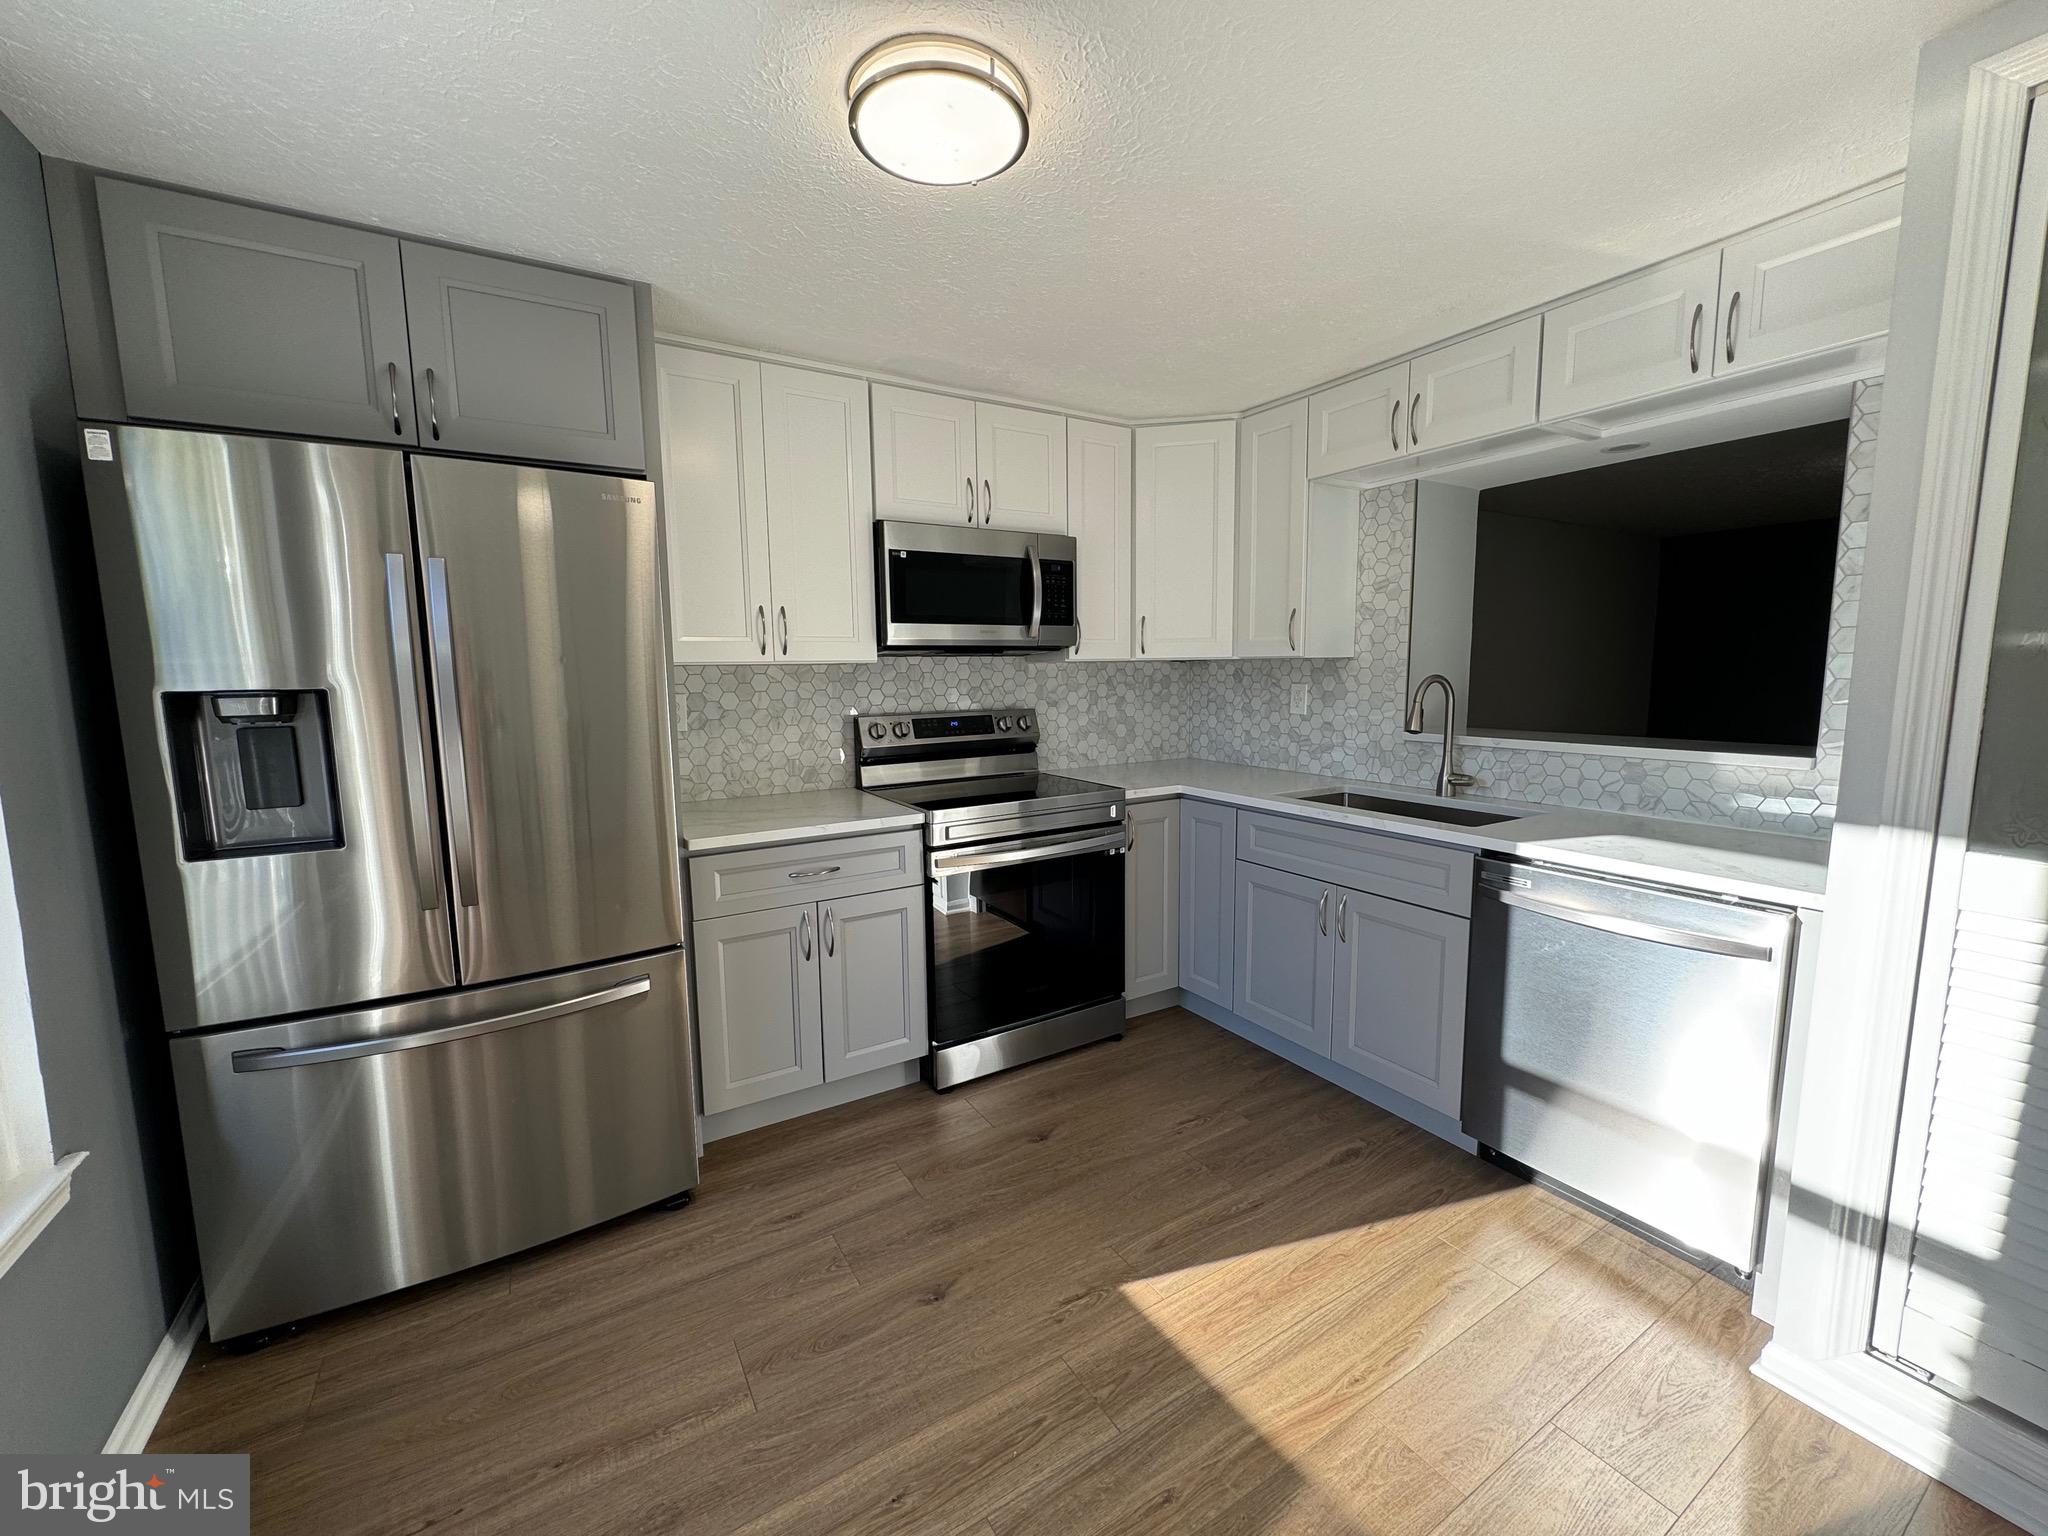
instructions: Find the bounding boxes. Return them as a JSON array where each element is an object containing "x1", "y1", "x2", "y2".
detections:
[{"x1": 853, "y1": 709, "x2": 1127, "y2": 1090}]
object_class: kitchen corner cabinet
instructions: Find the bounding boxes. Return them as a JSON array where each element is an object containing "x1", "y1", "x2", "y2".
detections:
[
  {"x1": 871, "y1": 385, "x2": 1067, "y2": 533},
  {"x1": 1069, "y1": 419, "x2": 1134, "y2": 660},
  {"x1": 1125, "y1": 798, "x2": 1180, "y2": 996},
  {"x1": 1135, "y1": 420, "x2": 1236, "y2": 659},
  {"x1": 1179, "y1": 800, "x2": 1237, "y2": 1007},
  {"x1": 1235, "y1": 400, "x2": 1357, "y2": 659},
  {"x1": 657, "y1": 344, "x2": 875, "y2": 664},
  {"x1": 399, "y1": 242, "x2": 644, "y2": 472},
  {"x1": 97, "y1": 178, "x2": 418, "y2": 445}
]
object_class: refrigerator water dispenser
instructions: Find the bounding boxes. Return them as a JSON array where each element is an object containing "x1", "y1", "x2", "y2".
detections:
[{"x1": 164, "y1": 690, "x2": 341, "y2": 857}]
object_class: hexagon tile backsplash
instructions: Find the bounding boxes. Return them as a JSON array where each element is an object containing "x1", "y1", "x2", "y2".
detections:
[{"x1": 672, "y1": 380, "x2": 1876, "y2": 837}]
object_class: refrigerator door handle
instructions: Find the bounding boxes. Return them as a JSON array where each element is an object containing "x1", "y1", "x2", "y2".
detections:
[
  {"x1": 384, "y1": 554, "x2": 441, "y2": 910},
  {"x1": 230, "y1": 974, "x2": 652, "y2": 1072},
  {"x1": 424, "y1": 556, "x2": 480, "y2": 909}
]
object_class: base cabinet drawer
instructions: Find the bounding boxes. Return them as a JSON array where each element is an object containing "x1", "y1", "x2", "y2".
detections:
[
  {"x1": 689, "y1": 830, "x2": 922, "y2": 919},
  {"x1": 1328, "y1": 888, "x2": 1467, "y2": 1117},
  {"x1": 1237, "y1": 809, "x2": 1472, "y2": 916}
]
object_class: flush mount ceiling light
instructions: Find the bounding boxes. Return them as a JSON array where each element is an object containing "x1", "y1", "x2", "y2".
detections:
[{"x1": 847, "y1": 35, "x2": 1030, "y2": 186}]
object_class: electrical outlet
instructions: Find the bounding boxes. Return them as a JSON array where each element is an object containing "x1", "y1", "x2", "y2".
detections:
[{"x1": 1289, "y1": 683, "x2": 1310, "y2": 717}]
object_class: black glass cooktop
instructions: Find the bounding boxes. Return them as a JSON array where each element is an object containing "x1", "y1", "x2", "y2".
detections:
[{"x1": 871, "y1": 772, "x2": 1117, "y2": 815}]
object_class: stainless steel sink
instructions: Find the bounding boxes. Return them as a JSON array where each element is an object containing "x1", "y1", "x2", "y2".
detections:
[{"x1": 1294, "y1": 790, "x2": 1523, "y2": 828}]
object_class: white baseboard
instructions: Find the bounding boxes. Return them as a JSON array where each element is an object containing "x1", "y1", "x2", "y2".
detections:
[
  {"x1": 1756, "y1": 1343, "x2": 2048, "y2": 1535},
  {"x1": 103, "y1": 1282, "x2": 205, "y2": 1454}
]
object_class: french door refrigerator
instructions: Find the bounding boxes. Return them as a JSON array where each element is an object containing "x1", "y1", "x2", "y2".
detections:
[{"x1": 81, "y1": 424, "x2": 694, "y2": 1340}]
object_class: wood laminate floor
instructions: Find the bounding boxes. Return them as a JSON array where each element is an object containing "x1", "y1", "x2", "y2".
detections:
[{"x1": 150, "y1": 1009, "x2": 2020, "y2": 1536}]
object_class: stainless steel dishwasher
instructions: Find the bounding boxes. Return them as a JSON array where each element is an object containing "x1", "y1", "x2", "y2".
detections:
[{"x1": 1464, "y1": 856, "x2": 1795, "y2": 1272}]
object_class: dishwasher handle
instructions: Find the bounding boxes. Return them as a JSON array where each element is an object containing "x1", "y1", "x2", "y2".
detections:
[{"x1": 1478, "y1": 883, "x2": 1777, "y2": 962}]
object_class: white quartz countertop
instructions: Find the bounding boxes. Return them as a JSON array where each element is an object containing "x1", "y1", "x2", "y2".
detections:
[
  {"x1": 676, "y1": 789, "x2": 924, "y2": 853},
  {"x1": 1062, "y1": 758, "x2": 1831, "y2": 909}
]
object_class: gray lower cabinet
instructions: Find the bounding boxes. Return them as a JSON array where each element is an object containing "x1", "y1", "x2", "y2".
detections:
[
  {"x1": 819, "y1": 886, "x2": 929, "y2": 1079},
  {"x1": 1179, "y1": 800, "x2": 1237, "y2": 1008},
  {"x1": 1328, "y1": 887, "x2": 1467, "y2": 1117},
  {"x1": 97, "y1": 178, "x2": 417, "y2": 444},
  {"x1": 1125, "y1": 798, "x2": 1180, "y2": 997},
  {"x1": 400, "y1": 241, "x2": 645, "y2": 471},
  {"x1": 1233, "y1": 862, "x2": 1332, "y2": 1055},
  {"x1": 694, "y1": 903, "x2": 824, "y2": 1114}
]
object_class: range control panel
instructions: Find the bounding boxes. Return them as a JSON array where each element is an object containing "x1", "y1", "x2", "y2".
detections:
[{"x1": 852, "y1": 708, "x2": 1039, "y2": 749}]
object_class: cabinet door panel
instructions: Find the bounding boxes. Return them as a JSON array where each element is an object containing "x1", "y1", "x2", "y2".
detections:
[
  {"x1": 656, "y1": 346, "x2": 771, "y2": 663},
  {"x1": 1308, "y1": 362, "x2": 1408, "y2": 479},
  {"x1": 977, "y1": 403, "x2": 1068, "y2": 532},
  {"x1": 872, "y1": 385, "x2": 977, "y2": 522},
  {"x1": 1179, "y1": 800, "x2": 1237, "y2": 1008},
  {"x1": 1135, "y1": 421, "x2": 1236, "y2": 659},
  {"x1": 1233, "y1": 862, "x2": 1333, "y2": 1056},
  {"x1": 819, "y1": 887, "x2": 929, "y2": 1079},
  {"x1": 1716, "y1": 185, "x2": 1903, "y2": 375},
  {"x1": 761, "y1": 364, "x2": 876, "y2": 661},
  {"x1": 1125, "y1": 798, "x2": 1181, "y2": 996},
  {"x1": 1410, "y1": 317, "x2": 1542, "y2": 453},
  {"x1": 1328, "y1": 888, "x2": 1467, "y2": 1116},
  {"x1": 694, "y1": 905, "x2": 823, "y2": 1113},
  {"x1": 97, "y1": 178, "x2": 414, "y2": 443},
  {"x1": 400, "y1": 242, "x2": 644, "y2": 471},
  {"x1": 1540, "y1": 251, "x2": 1723, "y2": 418},
  {"x1": 1236, "y1": 399, "x2": 1310, "y2": 657},
  {"x1": 1069, "y1": 419, "x2": 1134, "y2": 659}
]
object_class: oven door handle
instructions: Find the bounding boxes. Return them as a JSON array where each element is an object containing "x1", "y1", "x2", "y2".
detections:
[{"x1": 929, "y1": 826, "x2": 1129, "y2": 877}]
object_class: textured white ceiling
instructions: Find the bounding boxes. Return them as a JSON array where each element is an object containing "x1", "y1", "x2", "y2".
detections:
[{"x1": 0, "y1": 0, "x2": 1994, "y2": 418}]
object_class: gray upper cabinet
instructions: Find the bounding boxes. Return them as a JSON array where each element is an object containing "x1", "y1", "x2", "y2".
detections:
[
  {"x1": 97, "y1": 179, "x2": 416, "y2": 444},
  {"x1": 400, "y1": 242, "x2": 644, "y2": 472}
]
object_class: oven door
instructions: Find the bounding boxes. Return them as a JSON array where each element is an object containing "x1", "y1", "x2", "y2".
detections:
[
  {"x1": 926, "y1": 825, "x2": 1127, "y2": 1045},
  {"x1": 876, "y1": 521, "x2": 1076, "y2": 651}
]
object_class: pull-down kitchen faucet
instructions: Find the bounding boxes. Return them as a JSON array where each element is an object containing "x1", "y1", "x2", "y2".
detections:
[{"x1": 1406, "y1": 674, "x2": 1476, "y2": 798}]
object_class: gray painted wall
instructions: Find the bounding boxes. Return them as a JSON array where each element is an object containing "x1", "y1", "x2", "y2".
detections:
[{"x1": 0, "y1": 109, "x2": 194, "y2": 1452}]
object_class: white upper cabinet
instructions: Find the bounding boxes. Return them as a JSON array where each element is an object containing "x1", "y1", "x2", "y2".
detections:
[
  {"x1": 977, "y1": 402, "x2": 1068, "y2": 532},
  {"x1": 1408, "y1": 316, "x2": 1543, "y2": 453},
  {"x1": 658, "y1": 347, "x2": 771, "y2": 664},
  {"x1": 657, "y1": 345, "x2": 874, "y2": 664},
  {"x1": 871, "y1": 384, "x2": 978, "y2": 525},
  {"x1": 1235, "y1": 399, "x2": 1309, "y2": 657},
  {"x1": 759, "y1": 364, "x2": 876, "y2": 662},
  {"x1": 1134, "y1": 420, "x2": 1236, "y2": 659},
  {"x1": 1539, "y1": 251, "x2": 1723, "y2": 420},
  {"x1": 1308, "y1": 361, "x2": 1410, "y2": 479},
  {"x1": 1716, "y1": 184, "x2": 1904, "y2": 376},
  {"x1": 1068, "y1": 418, "x2": 1133, "y2": 660}
]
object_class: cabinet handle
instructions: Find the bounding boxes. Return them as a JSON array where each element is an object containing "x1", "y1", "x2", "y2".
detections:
[
  {"x1": 755, "y1": 604, "x2": 767, "y2": 655},
  {"x1": 965, "y1": 478, "x2": 975, "y2": 524},
  {"x1": 982, "y1": 478, "x2": 992, "y2": 525},
  {"x1": 1389, "y1": 398, "x2": 1402, "y2": 454},
  {"x1": 823, "y1": 907, "x2": 836, "y2": 958},
  {"x1": 1336, "y1": 894, "x2": 1348, "y2": 941},
  {"x1": 1725, "y1": 291, "x2": 1740, "y2": 364},
  {"x1": 1139, "y1": 615, "x2": 1147, "y2": 655},
  {"x1": 1318, "y1": 889, "x2": 1330, "y2": 937},
  {"x1": 778, "y1": 605, "x2": 789, "y2": 656},
  {"x1": 1287, "y1": 607, "x2": 1299, "y2": 652},
  {"x1": 387, "y1": 361, "x2": 402, "y2": 435},
  {"x1": 1689, "y1": 302, "x2": 1704, "y2": 374},
  {"x1": 799, "y1": 910, "x2": 812, "y2": 961},
  {"x1": 1410, "y1": 393, "x2": 1421, "y2": 448},
  {"x1": 424, "y1": 367, "x2": 441, "y2": 441},
  {"x1": 787, "y1": 865, "x2": 842, "y2": 879}
]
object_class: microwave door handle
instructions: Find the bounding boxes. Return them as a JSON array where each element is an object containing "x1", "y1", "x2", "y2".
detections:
[
  {"x1": 930, "y1": 826, "x2": 1130, "y2": 877},
  {"x1": 1027, "y1": 544, "x2": 1043, "y2": 638}
]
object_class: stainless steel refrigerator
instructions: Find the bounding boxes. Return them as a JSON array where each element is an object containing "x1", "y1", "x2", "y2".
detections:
[{"x1": 81, "y1": 424, "x2": 695, "y2": 1340}]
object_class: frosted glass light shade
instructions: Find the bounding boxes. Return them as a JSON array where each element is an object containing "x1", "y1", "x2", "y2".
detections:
[{"x1": 847, "y1": 36, "x2": 1030, "y2": 186}]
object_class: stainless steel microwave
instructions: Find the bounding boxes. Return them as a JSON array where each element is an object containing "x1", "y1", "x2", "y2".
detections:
[{"x1": 875, "y1": 521, "x2": 1078, "y2": 653}]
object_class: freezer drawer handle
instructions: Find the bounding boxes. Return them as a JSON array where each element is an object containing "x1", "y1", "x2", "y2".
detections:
[
  {"x1": 230, "y1": 974, "x2": 652, "y2": 1072},
  {"x1": 1482, "y1": 885, "x2": 1776, "y2": 962},
  {"x1": 425, "y1": 557, "x2": 480, "y2": 908},
  {"x1": 384, "y1": 554, "x2": 441, "y2": 911}
]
